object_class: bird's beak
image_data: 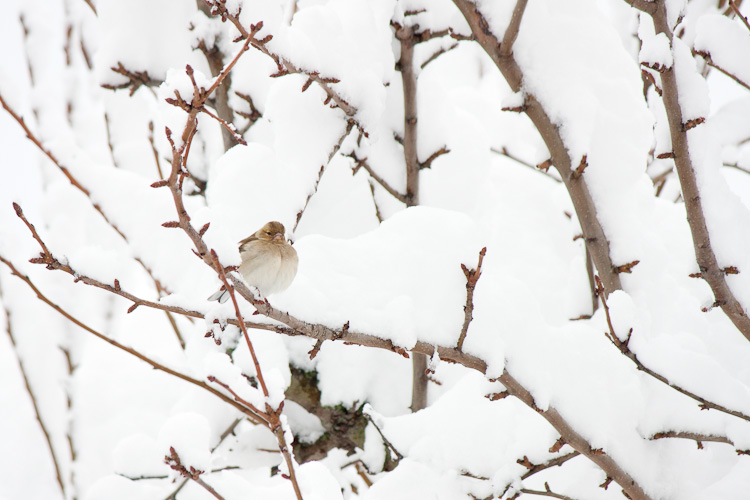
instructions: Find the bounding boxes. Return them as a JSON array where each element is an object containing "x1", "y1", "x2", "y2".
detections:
[{"x1": 273, "y1": 233, "x2": 284, "y2": 241}]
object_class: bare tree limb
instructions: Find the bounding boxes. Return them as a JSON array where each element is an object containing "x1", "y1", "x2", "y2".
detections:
[
  {"x1": 452, "y1": 0, "x2": 624, "y2": 296},
  {"x1": 628, "y1": 0, "x2": 750, "y2": 341},
  {"x1": 293, "y1": 119, "x2": 355, "y2": 233},
  {"x1": 650, "y1": 430, "x2": 735, "y2": 447},
  {"x1": 0, "y1": 94, "x2": 185, "y2": 347},
  {"x1": 595, "y1": 276, "x2": 750, "y2": 422},
  {"x1": 0, "y1": 255, "x2": 266, "y2": 425},
  {"x1": 695, "y1": 50, "x2": 750, "y2": 91},
  {"x1": 490, "y1": 147, "x2": 562, "y2": 183},
  {"x1": 457, "y1": 247, "x2": 487, "y2": 350},
  {"x1": 0, "y1": 279, "x2": 67, "y2": 499},
  {"x1": 728, "y1": 0, "x2": 750, "y2": 32},
  {"x1": 519, "y1": 483, "x2": 579, "y2": 500},
  {"x1": 520, "y1": 451, "x2": 580, "y2": 480},
  {"x1": 348, "y1": 152, "x2": 408, "y2": 204}
]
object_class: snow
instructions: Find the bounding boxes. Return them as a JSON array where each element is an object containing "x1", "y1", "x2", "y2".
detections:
[
  {"x1": 4, "y1": 0, "x2": 750, "y2": 499},
  {"x1": 695, "y1": 14, "x2": 750, "y2": 88}
]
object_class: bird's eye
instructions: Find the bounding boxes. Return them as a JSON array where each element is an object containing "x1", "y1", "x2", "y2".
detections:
[{"x1": 266, "y1": 231, "x2": 272, "y2": 235}]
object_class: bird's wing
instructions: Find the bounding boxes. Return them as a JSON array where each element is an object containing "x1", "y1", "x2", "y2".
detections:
[{"x1": 238, "y1": 234, "x2": 259, "y2": 251}]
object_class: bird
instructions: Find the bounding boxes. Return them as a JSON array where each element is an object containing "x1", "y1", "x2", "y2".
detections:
[{"x1": 208, "y1": 221, "x2": 298, "y2": 303}]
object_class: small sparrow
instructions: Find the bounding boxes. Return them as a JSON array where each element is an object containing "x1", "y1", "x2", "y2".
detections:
[{"x1": 208, "y1": 221, "x2": 298, "y2": 303}]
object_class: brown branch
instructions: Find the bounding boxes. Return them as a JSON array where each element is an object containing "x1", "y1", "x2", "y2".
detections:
[
  {"x1": 490, "y1": 147, "x2": 563, "y2": 183},
  {"x1": 156, "y1": 33, "x2": 304, "y2": 499},
  {"x1": 622, "y1": 0, "x2": 658, "y2": 14},
  {"x1": 101, "y1": 62, "x2": 160, "y2": 96},
  {"x1": 196, "y1": 37, "x2": 237, "y2": 151},
  {"x1": 724, "y1": 162, "x2": 750, "y2": 175},
  {"x1": 59, "y1": 345, "x2": 78, "y2": 494},
  {"x1": 11, "y1": 213, "x2": 655, "y2": 500},
  {"x1": 419, "y1": 146, "x2": 450, "y2": 170},
  {"x1": 695, "y1": 50, "x2": 750, "y2": 91},
  {"x1": 457, "y1": 247, "x2": 487, "y2": 350},
  {"x1": 632, "y1": 0, "x2": 750, "y2": 341},
  {"x1": 421, "y1": 42, "x2": 460, "y2": 69},
  {"x1": 348, "y1": 152, "x2": 408, "y2": 203},
  {"x1": 650, "y1": 430, "x2": 735, "y2": 447},
  {"x1": 0, "y1": 279, "x2": 67, "y2": 499},
  {"x1": 364, "y1": 411, "x2": 404, "y2": 462},
  {"x1": 148, "y1": 121, "x2": 165, "y2": 179},
  {"x1": 394, "y1": 20, "x2": 427, "y2": 413},
  {"x1": 206, "y1": 6, "x2": 357, "y2": 118},
  {"x1": 0, "y1": 255, "x2": 266, "y2": 425},
  {"x1": 499, "y1": 0, "x2": 528, "y2": 58},
  {"x1": 293, "y1": 120, "x2": 355, "y2": 232},
  {"x1": 729, "y1": 0, "x2": 750, "y2": 32},
  {"x1": 452, "y1": 0, "x2": 623, "y2": 296},
  {"x1": 165, "y1": 447, "x2": 225, "y2": 500},
  {"x1": 164, "y1": 418, "x2": 242, "y2": 499},
  {"x1": 80, "y1": 0, "x2": 97, "y2": 15},
  {"x1": 395, "y1": 23, "x2": 420, "y2": 207},
  {"x1": 234, "y1": 91, "x2": 263, "y2": 131},
  {"x1": 520, "y1": 451, "x2": 580, "y2": 480},
  {"x1": 595, "y1": 276, "x2": 750, "y2": 422},
  {"x1": 210, "y1": 249, "x2": 270, "y2": 399},
  {"x1": 0, "y1": 94, "x2": 184, "y2": 346},
  {"x1": 519, "y1": 483, "x2": 578, "y2": 500},
  {"x1": 198, "y1": 105, "x2": 247, "y2": 145}
]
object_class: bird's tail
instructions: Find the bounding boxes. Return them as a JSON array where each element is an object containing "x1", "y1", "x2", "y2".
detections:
[{"x1": 207, "y1": 288, "x2": 230, "y2": 303}]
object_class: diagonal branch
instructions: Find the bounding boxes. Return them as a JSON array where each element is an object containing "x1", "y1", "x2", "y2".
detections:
[
  {"x1": 627, "y1": 0, "x2": 750, "y2": 342},
  {"x1": 0, "y1": 279, "x2": 67, "y2": 499},
  {"x1": 293, "y1": 119, "x2": 355, "y2": 233},
  {"x1": 348, "y1": 152, "x2": 408, "y2": 204},
  {"x1": 0, "y1": 95, "x2": 184, "y2": 346},
  {"x1": 452, "y1": 0, "x2": 623, "y2": 296},
  {"x1": 0, "y1": 255, "x2": 266, "y2": 425},
  {"x1": 595, "y1": 276, "x2": 750, "y2": 422}
]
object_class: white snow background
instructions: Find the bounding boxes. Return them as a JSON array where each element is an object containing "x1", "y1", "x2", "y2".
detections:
[{"x1": 2, "y1": 0, "x2": 750, "y2": 499}]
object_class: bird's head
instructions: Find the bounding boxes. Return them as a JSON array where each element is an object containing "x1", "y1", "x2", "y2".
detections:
[{"x1": 256, "y1": 221, "x2": 287, "y2": 243}]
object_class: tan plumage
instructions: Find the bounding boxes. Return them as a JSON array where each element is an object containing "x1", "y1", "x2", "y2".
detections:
[{"x1": 208, "y1": 221, "x2": 298, "y2": 303}]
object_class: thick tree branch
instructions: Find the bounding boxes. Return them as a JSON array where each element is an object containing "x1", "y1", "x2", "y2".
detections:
[
  {"x1": 395, "y1": 23, "x2": 420, "y2": 207},
  {"x1": 452, "y1": 0, "x2": 623, "y2": 296},
  {"x1": 629, "y1": 0, "x2": 750, "y2": 341}
]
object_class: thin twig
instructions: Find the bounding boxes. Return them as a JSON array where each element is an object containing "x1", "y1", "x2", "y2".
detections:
[
  {"x1": 520, "y1": 451, "x2": 580, "y2": 480},
  {"x1": 0, "y1": 279, "x2": 67, "y2": 499},
  {"x1": 520, "y1": 484, "x2": 578, "y2": 500},
  {"x1": 728, "y1": 0, "x2": 750, "y2": 32},
  {"x1": 491, "y1": 147, "x2": 562, "y2": 183},
  {"x1": 0, "y1": 255, "x2": 265, "y2": 424},
  {"x1": 348, "y1": 152, "x2": 408, "y2": 203},
  {"x1": 695, "y1": 51, "x2": 750, "y2": 91},
  {"x1": 363, "y1": 412, "x2": 403, "y2": 461},
  {"x1": 0, "y1": 94, "x2": 183, "y2": 343},
  {"x1": 211, "y1": 250, "x2": 270, "y2": 399},
  {"x1": 595, "y1": 276, "x2": 750, "y2": 422},
  {"x1": 164, "y1": 418, "x2": 242, "y2": 499},
  {"x1": 457, "y1": 247, "x2": 487, "y2": 350},
  {"x1": 293, "y1": 120, "x2": 355, "y2": 232},
  {"x1": 650, "y1": 430, "x2": 735, "y2": 447}
]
